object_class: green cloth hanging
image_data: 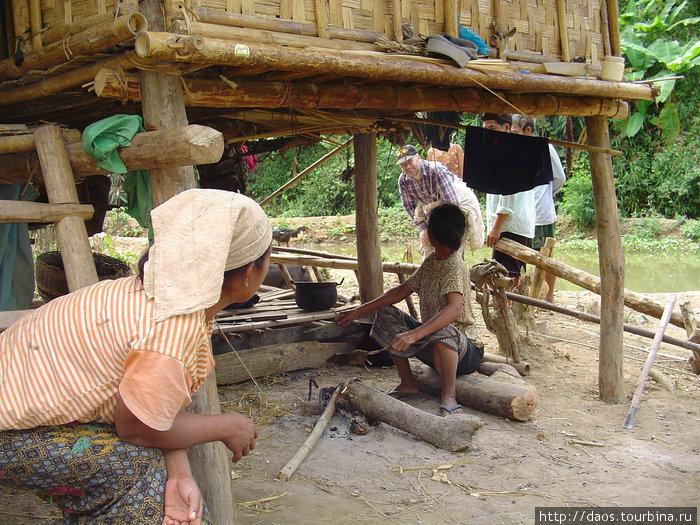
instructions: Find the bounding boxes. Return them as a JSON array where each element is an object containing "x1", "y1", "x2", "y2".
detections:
[{"x1": 82, "y1": 114, "x2": 153, "y2": 242}]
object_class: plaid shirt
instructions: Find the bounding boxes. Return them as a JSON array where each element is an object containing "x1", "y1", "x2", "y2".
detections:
[{"x1": 399, "y1": 160, "x2": 459, "y2": 230}]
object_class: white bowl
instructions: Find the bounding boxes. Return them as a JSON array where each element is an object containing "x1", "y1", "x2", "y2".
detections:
[{"x1": 543, "y1": 62, "x2": 585, "y2": 76}]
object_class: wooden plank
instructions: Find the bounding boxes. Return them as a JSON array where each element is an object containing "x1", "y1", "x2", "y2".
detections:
[{"x1": 0, "y1": 201, "x2": 93, "y2": 223}]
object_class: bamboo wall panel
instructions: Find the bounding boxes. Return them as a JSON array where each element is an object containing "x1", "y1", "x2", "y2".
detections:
[{"x1": 25, "y1": 0, "x2": 608, "y2": 65}]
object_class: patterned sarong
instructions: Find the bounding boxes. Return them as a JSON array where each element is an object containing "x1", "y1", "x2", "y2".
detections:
[
  {"x1": 370, "y1": 305, "x2": 483, "y2": 375},
  {"x1": 0, "y1": 423, "x2": 209, "y2": 524}
]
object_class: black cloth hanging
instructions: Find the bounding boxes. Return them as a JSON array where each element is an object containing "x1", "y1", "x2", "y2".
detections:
[
  {"x1": 424, "y1": 111, "x2": 461, "y2": 150},
  {"x1": 463, "y1": 126, "x2": 553, "y2": 195}
]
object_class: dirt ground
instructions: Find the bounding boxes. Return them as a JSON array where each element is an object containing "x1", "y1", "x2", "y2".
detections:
[
  {"x1": 2, "y1": 226, "x2": 698, "y2": 524},
  {"x1": 2, "y1": 286, "x2": 698, "y2": 525}
]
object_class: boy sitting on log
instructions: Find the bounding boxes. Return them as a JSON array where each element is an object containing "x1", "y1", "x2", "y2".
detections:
[{"x1": 336, "y1": 203, "x2": 484, "y2": 416}]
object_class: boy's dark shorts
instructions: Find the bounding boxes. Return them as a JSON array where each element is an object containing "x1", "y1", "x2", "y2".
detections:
[
  {"x1": 532, "y1": 223, "x2": 555, "y2": 250},
  {"x1": 492, "y1": 232, "x2": 531, "y2": 278}
]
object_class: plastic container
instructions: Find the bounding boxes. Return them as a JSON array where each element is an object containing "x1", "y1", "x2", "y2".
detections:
[{"x1": 600, "y1": 56, "x2": 625, "y2": 81}]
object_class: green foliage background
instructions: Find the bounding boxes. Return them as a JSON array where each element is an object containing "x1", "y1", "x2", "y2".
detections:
[{"x1": 247, "y1": 1, "x2": 699, "y2": 237}]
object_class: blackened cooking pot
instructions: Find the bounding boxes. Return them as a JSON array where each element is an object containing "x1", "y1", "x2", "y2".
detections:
[{"x1": 293, "y1": 280, "x2": 339, "y2": 311}]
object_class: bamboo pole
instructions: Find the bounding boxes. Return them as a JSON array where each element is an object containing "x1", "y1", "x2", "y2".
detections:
[
  {"x1": 272, "y1": 245, "x2": 357, "y2": 261},
  {"x1": 0, "y1": 52, "x2": 138, "y2": 107},
  {"x1": 0, "y1": 201, "x2": 93, "y2": 223},
  {"x1": 391, "y1": 0, "x2": 403, "y2": 43},
  {"x1": 0, "y1": 125, "x2": 224, "y2": 184},
  {"x1": 171, "y1": 20, "x2": 376, "y2": 52},
  {"x1": 607, "y1": 0, "x2": 621, "y2": 57},
  {"x1": 270, "y1": 253, "x2": 419, "y2": 275},
  {"x1": 494, "y1": 237, "x2": 685, "y2": 331},
  {"x1": 260, "y1": 139, "x2": 353, "y2": 206},
  {"x1": 504, "y1": 290, "x2": 700, "y2": 355},
  {"x1": 216, "y1": 306, "x2": 354, "y2": 334},
  {"x1": 93, "y1": 69, "x2": 630, "y2": 119},
  {"x1": 354, "y1": 132, "x2": 383, "y2": 303},
  {"x1": 555, "y1": 0, "x2": 571, "y2": 62},
  {"x1": 29, "y1": 0, "x2": 41, "y2": 49},
  {"x1": 444, "y1": 0, "x2": 458, "y2": 37},
  {"x1": 34, "y1": 125, "x2": 99, "y2": 292},
  {"x1": 622, "y1": 294, "x2": 676, "y2": 429},
  {"x1": 194, "y1": 6, "x2": 385, "y2": 43},
  {"x1": 0, "y1": 12, "x2": 147, "y2": 81},
  {"x1": 277, "y1": 382, "x2": 344, "y2": 481},
  {"x1": 40, "y1": 12, "x2": 113, "y2": 45},
  {"x1": 12, "y1": 0, "x2": 30, "y2": 53},
  {"x1": 133, "y1": 32, "x2": 655, "y2": 101}
]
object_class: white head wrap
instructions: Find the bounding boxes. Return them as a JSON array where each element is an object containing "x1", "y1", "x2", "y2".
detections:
[{"x1": 143, "y1": 189, "x2": 272, "y2": 321}]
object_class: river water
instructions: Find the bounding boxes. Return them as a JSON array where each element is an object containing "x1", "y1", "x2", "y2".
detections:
[{"x1": 298, "y1": 242, "x2": 700, "y2": 293}]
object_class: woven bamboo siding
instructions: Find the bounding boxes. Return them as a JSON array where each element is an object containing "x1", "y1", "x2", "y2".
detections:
[{"x1": 28, "y1": 0, "x2": 608, "y2": 65}]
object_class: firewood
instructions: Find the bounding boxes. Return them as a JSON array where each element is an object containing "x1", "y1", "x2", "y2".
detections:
[
  {"x1": 412, "y1": 364, "x2": 538, "y2": 421},
  {"x1": 343, "y1": 380, "x2": 482, "y2": 452}
]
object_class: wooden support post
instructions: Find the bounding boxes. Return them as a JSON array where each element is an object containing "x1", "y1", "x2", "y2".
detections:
[
  {"x1": 278, "y1": 263, "x2": 296, "y2": 289},
  {"x1": 444, "y1": 0, "x2": 458, "y2": 37},
  {"x1": 353, "y1": 133, "x2": 383, "y2": 303},
  {"x1": 391, "y1": 0, "x2": 403, "y2": 43},
  {"x1": 138, "y1": 2, "x2": 230, "y2": 523},
  {"x1": 33, "y1": 125, "x2": 98, "y2": 292},
  {"x1": 530, "y1": 237, "x2": 555, "y2": 300},
  {"x1": 586, "y1": 115, "x2": 624, "y2": 403},
  {"x1": 490, "y1": 285, "x2": 521, "y2": 362},
  {"x1": 311, "y1": 266, "x2": 324, "y2": 282},
  {"x1": 12, "y1": 0, "x2": 30, "y2": 53}
]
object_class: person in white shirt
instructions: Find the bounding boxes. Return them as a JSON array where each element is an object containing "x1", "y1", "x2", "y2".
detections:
[
  {"x1": 482, "y1": 113, "x2": 536, "y2": 288},
  {"x1": 512, "y1": 115, "x2": 566, "y2": 302}
]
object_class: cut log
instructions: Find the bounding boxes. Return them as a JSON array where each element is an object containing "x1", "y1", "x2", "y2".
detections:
[
  {"x1": 478, "y1": 362, "x2": 523, "y2": 379},
  {"x1": 343, "y1": 381, "x2": 482, "y2": 452},
  {"x1": 481, "y1": 352, "x2": 530, "y2": 376},
  {"x1": 412, "y1": 364, "x2": 538, "y2": 421},
  {"x1": 0, "y1": 125, "x2": 224, "y2": 184},
  {"x1": 680, "y1": 301, "x2": 700, "y2": 374},
  {"x1": 214, "y1": 340, "x2": 355, "y2": 385}
]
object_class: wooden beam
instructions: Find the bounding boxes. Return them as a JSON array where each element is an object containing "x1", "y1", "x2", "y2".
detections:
[
  {"x1": 353, "y1": 132, "x2": 383, "y2": 303},
  {"x1": 259, "y1": 138, "x2": 353, "y2": 206},
  {"x1": 0, "y1": 201, "x2": 93, "y2": 223},
  {"x1": 0, "y1": 129, "x2": 81, "y2": 154},
  {"x1": 134, "y1": 32, "x2": 655, "y2": 101},
  {"x1": 0, "y1": 125, "x2": 224, "y2": 184},
  {"x1": 94, "y1": 69, "x2": 630, "y2": 119},
  {"x1": 493, "y1": 237, "x2": 685, "y2": 330},
  {"x1": 586, "y1": 115, "x2": 625, "y2": 403},
  {"x1": 33, "y1": 125, "x2": 99, "y2": 292}
]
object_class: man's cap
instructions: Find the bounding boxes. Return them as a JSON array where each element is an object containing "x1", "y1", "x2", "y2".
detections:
[{"x1": 396, "y1": 145, "x2": 419, "y2": 165}]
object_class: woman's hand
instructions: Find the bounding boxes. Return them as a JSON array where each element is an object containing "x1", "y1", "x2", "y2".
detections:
[
  {"x1": 335, "y1": 308, "x2": 361, "y2": 326},
  {"x1": 389, "y1": 331, "x2": 418, "y2": 353},
  {"x1": 486, "y1": 225, "x2": 501, "y2": 247},
  {"x1": 162, "y1": 474, "x2": 203, "y2": 525},
  {"x1": 220, "y1": 412, "x2": 258, "y2": 462}
]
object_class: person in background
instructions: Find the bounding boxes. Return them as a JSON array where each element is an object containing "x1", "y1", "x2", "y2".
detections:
[
  {"x1": 396, "y1": 145, "x2": 460, "y2": 257},
  {"x1": 336, "y1": 203, "x2": 484, "y2": 417},
  {"x1": 0, "y1": 189, "x2": 272, "y2": 525},
  {"x1": 426, "y1": 142, "x2": 464, "y2": 179},
  {"x1": 482, "y1": 113, "x2": 535, "y2": 288},
  {"x1": 511, "y1": 115, "x2": 566, "y2": 302}
]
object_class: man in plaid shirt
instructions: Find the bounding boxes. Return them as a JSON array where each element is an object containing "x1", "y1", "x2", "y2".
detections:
[{"x1": 396, "y1": 145, "x2": 459, "y2": 255}]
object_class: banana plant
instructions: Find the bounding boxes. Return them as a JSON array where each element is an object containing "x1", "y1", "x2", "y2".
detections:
[{"x1": 616, "y1": 0, "x2": 700, "y2": 142}]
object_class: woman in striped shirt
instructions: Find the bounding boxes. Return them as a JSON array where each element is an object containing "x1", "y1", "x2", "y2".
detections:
[{"x1": 0, "y1": 189, "x2": 272, "y2": 525}]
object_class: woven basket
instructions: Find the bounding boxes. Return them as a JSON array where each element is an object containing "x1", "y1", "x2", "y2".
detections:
[{"x1": 35, "y1": 251, "x2": 132, "y2": 302}]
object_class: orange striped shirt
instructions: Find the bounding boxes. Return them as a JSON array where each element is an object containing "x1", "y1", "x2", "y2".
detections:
[{"x1": 0, "y1": 276, "x2": 214, "y2": 431}]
